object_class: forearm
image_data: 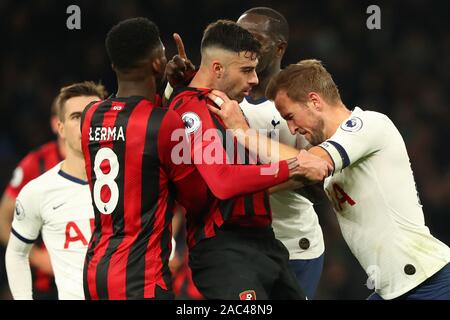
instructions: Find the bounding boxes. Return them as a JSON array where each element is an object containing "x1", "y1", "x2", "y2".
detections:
[
  {"x1": 269, "y1": 179, "x2": 306, "y2": 194},
  {"x1": 5, "y1": 234, "x2": 33, "y2": 300},
  {"x1": 233, "y1": 129, "x2": 299, "y2": 163},
  {"x1": 195, "y1": 160, "x2": 291, "y2": 200}
]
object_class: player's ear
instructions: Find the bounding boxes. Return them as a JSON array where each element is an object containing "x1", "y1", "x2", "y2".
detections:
[
  {"x1": 50, "y1": 115, "x2": 59, "y2": 135},
  {"x1": 276, "y1": 40, "x2": 287, "y2": 58},
  {"x1": 57, "y1": 119, "x2": 65, "y2": 140},
  {"x1": 212, "y1": 60, "x2": 223, "y2": 79},
  {"x1": 308, "y1": 92, "x2": 322, "y2": 111},
  {"x1": 152, "y1": 58, "x2": 165, "y2": 78}
]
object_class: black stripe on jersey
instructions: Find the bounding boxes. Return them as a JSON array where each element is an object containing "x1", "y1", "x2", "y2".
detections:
[
  {"x1": 262, "y1": 191, "x2": 271, "y2": 216},
  {"x1": 241, "y1": 139, "x2": 257, "y2": 217},
  {"x1": 125, "y1": 107, "x2": 165, "y2": 298},
  {"x1": 244, "y1": 195, "x2": 255, "y2": 217},
  {"x1": 172, "y1": 98, "x2": 184, "y2": 111},
  {"x1": 210, "y1": 113, "x2": 235, "y2": 163},
  {"x1": 38, "y1": 155, "x2": 45, "y2": 175},
  {"x1": 95, "y1": 97, "x2": 139, "y2": 299},
  {"x1": 327, "y1": 140, "x2": 350, "y2": 169},
  {"x1": 160, "y1": 192, "x2": 175, "y2": 291},
  {"x1": 192, "y1": 214, "x2": 206, "y2": 245},
  {"x1": 218, "y1": 199, "x2": 235, "y2": 221}
]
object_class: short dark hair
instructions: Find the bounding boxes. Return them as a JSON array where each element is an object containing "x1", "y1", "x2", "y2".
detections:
[
  {"x1": 242, "y1": 7, "x2": 289, "y2": 42},
  {"x1": 201, "y1": 19, "x2": 261, "y2": 55},
  {"x1": 57, "y1": 81, "x2": 107, "y2": 120},
  {"x1": 105, "y1": 17, "x2": 161, "y2": 71}
]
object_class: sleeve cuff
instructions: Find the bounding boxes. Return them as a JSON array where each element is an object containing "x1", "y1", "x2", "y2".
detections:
[
  {"x1": 318, "y1": 140, "x2": 350, "y2": 171},
  {"x1": 11, "y1": 228, "x2": 36, "y2": 244}
]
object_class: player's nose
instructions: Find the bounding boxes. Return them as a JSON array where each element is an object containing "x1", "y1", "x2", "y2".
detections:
[
  {"x1": 287, "y1": 121, "x2": 297, "y2": 135},
  {"x1": 248, "y1": 70, "x2": 258, "y2": 86}
]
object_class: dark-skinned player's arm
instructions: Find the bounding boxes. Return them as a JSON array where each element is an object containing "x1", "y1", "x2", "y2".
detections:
[{"x1": 162, "y1": 33, "x2": 196, "y2": 105}]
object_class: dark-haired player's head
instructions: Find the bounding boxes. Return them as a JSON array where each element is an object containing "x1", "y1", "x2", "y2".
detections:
[
  {"x1": 199, "y1": 19, "x2": 261, "y2": 102},
  {"x1": 105, "y1": 17, "x2": 167, "y2": 87},
  {"x1": 237, "y1": 7, "x2": 289, "y2": 74}
]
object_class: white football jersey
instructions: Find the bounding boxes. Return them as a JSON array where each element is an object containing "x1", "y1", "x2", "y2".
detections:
[
  {"x1": 12, "y1": 162, "x2": 94, "y2": 300},
  {"x1": 319, "y1": 107, "x2": 450, "y2": 299},
  {"x1": 240, "y1": 97, "x2": 324, "y2": 259}
]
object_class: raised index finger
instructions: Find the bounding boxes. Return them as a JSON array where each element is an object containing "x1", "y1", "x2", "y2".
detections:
[{"x1": 173, "y1": 33, "x2": 187, "y2": 60}]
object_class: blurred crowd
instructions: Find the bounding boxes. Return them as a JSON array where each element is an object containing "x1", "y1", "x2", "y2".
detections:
[{"x1": 1, "y1": 0, "x2": 449, "y2": 299}]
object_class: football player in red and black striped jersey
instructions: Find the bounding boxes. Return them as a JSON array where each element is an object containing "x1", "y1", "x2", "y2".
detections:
[
  {"x1": 167, "y1": 20, "x2": 330, "y2": 300},
  {"x1": 80, "y1": 17, "x2": 181, "y2": 300}
]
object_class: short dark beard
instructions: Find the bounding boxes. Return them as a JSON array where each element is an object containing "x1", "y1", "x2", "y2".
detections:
[{"x1": 309, "y1": 118, "x2": 326, "y2": 146}]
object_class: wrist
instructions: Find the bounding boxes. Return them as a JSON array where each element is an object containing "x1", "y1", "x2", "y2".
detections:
[
  {"x1": 164, "y1": 82, "x2": 174, "y2": 100},
  {"x1": 286, "y1": 157, "x2": 300, "y2": 178}
]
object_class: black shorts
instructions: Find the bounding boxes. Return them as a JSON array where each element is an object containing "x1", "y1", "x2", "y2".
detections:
[{"x1": 189, "y1": 225, "x2": 305, "y2": 300}]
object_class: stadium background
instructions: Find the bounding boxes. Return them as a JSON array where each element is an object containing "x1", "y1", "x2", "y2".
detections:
[{"x1": 1, "y1": 0, "x2": 449, "y2": 299}]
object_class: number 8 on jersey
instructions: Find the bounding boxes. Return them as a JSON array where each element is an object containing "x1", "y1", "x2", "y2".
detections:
[{"x1": 93, "y1": 147, "x2": 119, "y2": 214}]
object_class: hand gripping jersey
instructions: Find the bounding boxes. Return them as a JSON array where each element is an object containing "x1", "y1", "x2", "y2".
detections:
[
  {"x1": 11, "y1": 162, "x2": 93, "y2": 299},
  {"x1": 319, "y1": 107, "x2": 450, "y2": 299},
  {"x1": 240, "y1": 96, "x2": 324, "y2": 260}
]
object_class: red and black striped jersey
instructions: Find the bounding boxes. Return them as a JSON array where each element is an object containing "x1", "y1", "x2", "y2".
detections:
[
  {"x1": 5, "y1": 141, "x2": 63, "y2": 198},
  {"x1": 80, "y1": 96, "x2": 180, "y2": 300},
  {"x1": 167, "y1": 87, "x2": 290, "y2": 248}
]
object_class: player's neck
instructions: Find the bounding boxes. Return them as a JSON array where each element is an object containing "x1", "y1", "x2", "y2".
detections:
[
  {"x1": 188, "y1": 68, "x2": 211, "y2": 89},
  {"x1": 60, "y1": 151, "x2": 87, "y2": 182},
  {"x1": 57, "y1": 137, "x2": 67, "y2": 158},
  {"x1": 249, "y1": 65, "x2": 281, "y2": 100},
  {"x1": 116, "y1": 80, "x2": 157, "y2": 104},
  {"x1": 325, "y1": 102, "x2": 352, "y2": 139}
]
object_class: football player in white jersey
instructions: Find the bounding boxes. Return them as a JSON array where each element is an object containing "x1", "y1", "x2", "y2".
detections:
[
  {"x1": 5, "y1": 82, "x2": 106, "y2": 299},
  {"x1": 265, "y1": 59, "x2": 450, "y2": 299},
  {"x1": 236, "y1": 7, "x2": 325, "y2": 299},
  {"x1": 209, "y1": 59, "x2": 450, "y2": 299}
]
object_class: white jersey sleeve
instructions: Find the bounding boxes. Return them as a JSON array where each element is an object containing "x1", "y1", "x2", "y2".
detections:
[
  {"x1": 319, "y1": 109, "x2": 387, "y2": 171},
  {"x1": 5, "y1": 234, "x2": 33, "y2": 299},
  {"x1": 11, "y1": 181, "x2": 43, "y2": 243}
]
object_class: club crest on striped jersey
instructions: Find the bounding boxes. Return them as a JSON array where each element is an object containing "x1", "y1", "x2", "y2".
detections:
[
  {"x1": 110, "y1": 102, "x2": 124, "y2": 111},
  {"x1": 15, "y1": 200, "x2": 25, "y2": 221},
  {"x1": 182, "y1": 112, "x2": 201, "y2": 134},
  {"x1": 341, "y1": 117, "x2": 363, "y2": 132},
  {"x1": 239, "y1": 290, "x2": 256, "y2": 300}
]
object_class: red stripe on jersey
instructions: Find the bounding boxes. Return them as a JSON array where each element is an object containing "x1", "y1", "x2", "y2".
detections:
[
  {"x1": 106, "y1": 100, "x2": 149, "y2": 299},
  {"x1": 145, "y1": 168, "x2": 169, "y2": 295}
]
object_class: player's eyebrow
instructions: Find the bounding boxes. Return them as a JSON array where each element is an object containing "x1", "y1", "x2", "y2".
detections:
[
  {"x1": 240, "y1": 66, "x2": 255, "y2": 72},
  {"x1": 281, "y1": 113, "x2": 292, "y2": 120},
  {"x1": 70, "y1": 111, "x2": 82, "y2": 118}
]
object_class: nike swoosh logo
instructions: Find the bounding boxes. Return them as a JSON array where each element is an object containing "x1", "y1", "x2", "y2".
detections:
[{"x1": 52, "y1": 203, "x2": 65, "y2": 210}]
